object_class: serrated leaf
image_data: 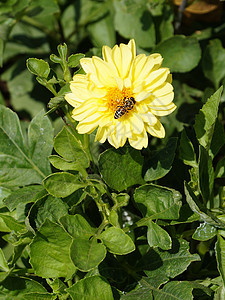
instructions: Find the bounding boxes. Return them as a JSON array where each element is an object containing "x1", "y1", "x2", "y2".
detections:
[
  {"x1": 26, "y1": 58, "x2": 50, "y2": 78},
  {"x1": 147, "y1": 220, "x2": 172, "y2": 250},
  {"x1": 138, "y1": 239, "x2": 200, "y2": 288},
  {"x1": 0, "y1": 107, "x2": 53, "y2": 188},
  {"x1": 153, "y1": 35, "x2": 201, "y2": 72},
  {"x1": 144, "y1": 138, "x2": 177, "y2": 181},
  {"x1": 67, "y1": 276, "x2": 114, "y2": 300},
  {"x1": 43, "y1": 172, "x2": 86, "y2": 198},
  {"x1": 30, "y1": 219, "x2": 76, "y2": 279},
  {"x1": 98, "y1": 147, "x2": 144, "y2": 192},
  {"x1": 134, "y1": 184, "x2": 182, "y2": 220},
  {"x1": 194, "y1": 87, "x2": 222, "y2": 151},
  {"x1": 70, "y1": 238, "x2": 106, "y2": 272},
  {"x1": 100, "y1": 227, "x2": 135, "y2": 255}
]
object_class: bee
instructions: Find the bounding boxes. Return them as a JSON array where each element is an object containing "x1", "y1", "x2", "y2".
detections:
[{"x1": 114, "y1": 97, "x2": 136, "y2": 119}]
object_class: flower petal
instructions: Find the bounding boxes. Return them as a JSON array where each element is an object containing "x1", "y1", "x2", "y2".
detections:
[
  {"x1": 145, "y1": 68, "x2": 170, "y2": 90},
  {"x1": 149, "y1": 92, "x2": 174, "y2": 106},
  {"x1": 128, "y1": 112, "x2": 144, "y2": 134},
  {"x1": 129, "y1": 130, "x2": 148, "y2": 149},
  {"x1": 150, "y1": 102, "x2": 177, "y2": 116},
  {"x1": 146, "y1": 119, "x2": 165, "y2": 138}
]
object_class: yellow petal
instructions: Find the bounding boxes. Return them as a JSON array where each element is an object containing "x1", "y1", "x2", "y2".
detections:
[
  {"x1": 95, "y1": 126, "x2": 109, "y2": 143},
  {"x1": 139, "y1": 111, "x2": 158, "y2": 125},
  {"x1": 72, "y1": 105, "x2": 97, "y2": 121},
  {"x1": 152, "y1": 82, "x2": 173, "y2": 96},
  {"x1": 92, "y1": 56, "x2": 118, "y2": 87},
  {"x1": 145, "y1": 68, "x2": 170, "y2": 89},
  {"x1": 65, "y1": 92, "x2": 83, "y2": 107},
  {"x1": 146, "y1": 119, "x2": 165, "y2": 138},
  {"x1": 128, "y1": 130, "x2": 148, "y2": 149},
  {"x1": 111, "y1": 43, "x2": 133, "y2": 79},
  {"x1": 129, "y1": 112, "x2": 144, "y2": 134},
  {"x1": 72, "y1": 98, "x2": 100, "y2": 116},
  {"x1": 128, "y1": 39, "x2": 136, "y2": 60},
  {"x1": 150, "y1": 102, "x2": 177, "y2": 116},
  {"x1": 76, "y1": 117, "x2": 102, "y2": 134},
  {"x1": 149, "y1": 92, "x2": 174, "y2": 106}
]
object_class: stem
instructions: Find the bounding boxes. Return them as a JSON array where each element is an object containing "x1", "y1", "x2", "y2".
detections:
[{"x1": 95, "y1": 219, "x2": 109, "y2": 237}]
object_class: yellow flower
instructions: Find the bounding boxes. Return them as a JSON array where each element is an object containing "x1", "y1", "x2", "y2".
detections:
[{"x1": 65, "y1": 40, "x2": 176, "y2": 150}]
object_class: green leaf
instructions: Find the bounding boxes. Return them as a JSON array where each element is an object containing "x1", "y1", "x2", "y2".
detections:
[
  {"x1": 147, "y1": 220, "x2": 172, "y2": 250},
  {"x1": 198, "y1": 146, "x2": 214, "y2": 203},
  {"x1": 134, "y1": 184, "x2": 182, "y2": 220},
  {"x1": 144, "y1": 138, "x2": 178, "y2": 181},
  {"x1": 88, "y1": 13, "x2": 116, "y2": 48},
  {"x1": 43, "y1": 172, "x2": 86, "y2": 198},
  {"x1": 0, "y1": 276, "x2": 48, "y2": 299},
  {"x1": 22, "y1": 293, "x2": 56, "y2": 300},
  {"x1": 30, "y1": 195, "x2": 69, "y2": 229},
  {"x1": 210, "y1": 119, "x2": 225, "y2": 157},
  {"x1": 179, "y1": 129, "x2": 197, "y2": 168},
  {"x1": 3, "y1": 185, "x2": 45, "y2": 212},
  {"x1": 215, "y1": 157, "x2": 225, "y2": 178},
  {"x1": 53, "y1": 126, "x2": 89, "y2": 171},
  {"x1": 26, "y1": 58, "x2": 50, "y2": 78},
  {"x1": 153, "y1": 35, "x2": 201, "y2": 72},
  {"x1": 98, "y1": 147, "x2": 144, "y2": 192},
  {"x1": 153, "y1": 281, "x2": 193, "y2": 300},
  {"x1": 49, "y1": 155, "x2": 82, "y2": 171},
  {"x1": 30, "y1": 219, "x2": 76, "y2": 279},
  {"x1": 70, "y1": 238, "x2": 106, "y2": 272},
  {"x1": 0, "y1": 214, "x2": 26, "y2": 233},
  {"x1": 194, "y1": 87, "x2": 222, "y2": 151},
  {"x1": 202, "y1": 39, "x2": 225, "y2": 89},
  {"x1": 67, "y1": 276, "x2": 114, "y2": 300},
  {"x1": 99, "y1": 227, "x2": 135, "y2": 255},
  {"x1": 68, "y1": 53, "x2": 85, "y2": 68},
  {"x1": 121, "y1": 278, "x2": 153, "y2": 299},
  {"x1": 1, "y1": 59, "x2": 45, "y2": 117},
  {"x1": 0, "y1": 248, "x2": 9, "y2": 272},
  {"x1": 215, "y1": 234, "x2": 225, "y2": 287},
  {"x1": 0, "y1": 187, "x2": 11, "y2": 207},
  {"x1": 192, "y1": 223, "x2": 217, "y2": 241},
  {"x1": 138, "y1": 239, "x2": 200, "y2": 288},
  {"x1": 60, "y1": 214, "x2": 95, "y2": 239},
  {"x1": 184, "y1": 182, "x2": 224, "y2": 228},
  {"x1": 113, "y1": 0, "x2": 155, "y2": 48},
  {"x1": 0, "y1": 107, "x2": 53, "y2": 188}
]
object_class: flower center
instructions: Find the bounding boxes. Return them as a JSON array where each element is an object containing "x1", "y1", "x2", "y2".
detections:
[{"x1": 106, "y1": 87, "x2": 135, "y2": 119}]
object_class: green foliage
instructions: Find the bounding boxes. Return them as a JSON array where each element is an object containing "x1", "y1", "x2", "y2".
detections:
[{"x1": 0, "y1": 0, "x2": 225, "y2": 299}]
